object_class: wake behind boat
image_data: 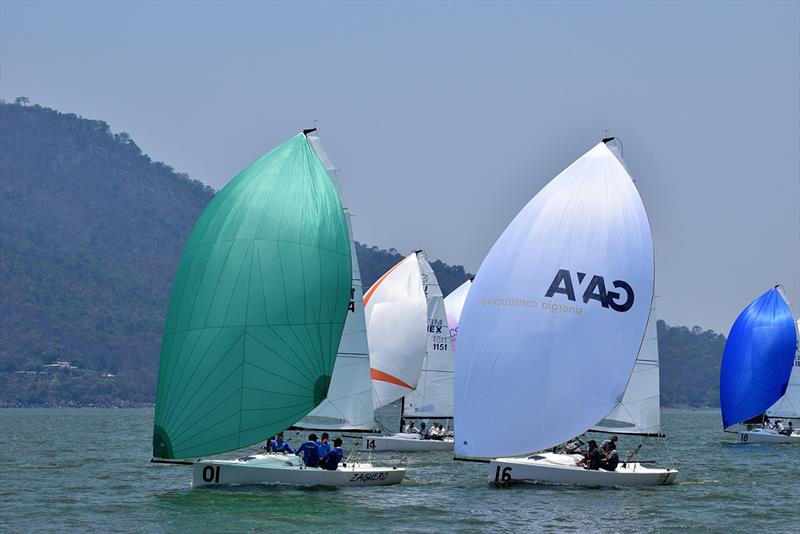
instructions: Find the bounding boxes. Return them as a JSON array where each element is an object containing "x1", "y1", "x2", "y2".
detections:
[{"x1": 151, "y1": 131, "x2": 405, "y2": 487}]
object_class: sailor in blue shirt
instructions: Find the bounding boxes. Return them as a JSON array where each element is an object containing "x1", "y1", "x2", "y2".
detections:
[
  {"x1": 316, "y1": 432, "x2": 332, "y2": 457},
  {"x1": 260, "y1": 436, "x2": 275, "y2": 453},
  {"x1": 295, "y1": 433, "x2": 320, "y2": 467},
  {"x1": 271, "y1": 432, "x2": 294, "y2": 454},
  {"x1": 320, "y1": 438, "x2": 344, "y2": 471}
]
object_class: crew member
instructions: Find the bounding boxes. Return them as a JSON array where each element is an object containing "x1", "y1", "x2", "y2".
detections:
[
  {"x1": 272, "y1": 432, "x2": 294, "y2": 454},
  {"x1": 295, "y1": 433, "x2": 320, "y2": 467},
  {"x1": 261, "y1": 436, "x2": 276, "y2": 453},
  {"x1": 600, "y1": 435, "x2": 618, "y2": 452},
  {"x1": 599, "y1": 441, "x2": 619, "y2": 471},
  {"x1": 320, "y1": 438, "x2": 344, "y2": 471},
  {"x1": 317, "y1": 432, "x2": 332, "y2": 456},
  {"x1": 576, "y1": 440, "x2": 601, "y2": 470}
]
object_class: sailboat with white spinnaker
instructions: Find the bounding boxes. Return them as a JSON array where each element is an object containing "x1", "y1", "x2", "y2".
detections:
[
  {"x1": 454, "y1": 138, "x2": 678, "y2": 486},
  {"x1": 361, "y1": 251, "x2": 457, "y2": 451}
]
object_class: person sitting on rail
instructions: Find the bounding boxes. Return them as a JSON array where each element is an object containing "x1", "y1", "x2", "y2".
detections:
[
  {"x1": 429, "y1": 422, "x2": 445, "y2": 440},
  {"x1": 575, "y1": 440, "x2": 601, "y2": 470},
  {"x1": 317, "y1": 432, "x2": 332, "y2": 456},
  {"x1": 419, "y1": 422, "x2": 430, "y2": 439},
  {"x1": 404, "y1": 420, "x2": 419, "y2": 433},
  {"x1": 272, "y1": 432, "x2": 294, "y2": 454},
  {"x1": 295, "y1": 433, "x2": 320, "y2": 467},
  {"x1": 600, "y1": 435, "x2": 618, "y2": 453},
  {"x1": 599, "y1": 441, "x2": 620, "y2": 471},
  {"x1": 319, "y1": 438, "x2": 344, "y2": 471},
  {"x1": 260, "y1": 436, "x2": 276, "y2": 453}
]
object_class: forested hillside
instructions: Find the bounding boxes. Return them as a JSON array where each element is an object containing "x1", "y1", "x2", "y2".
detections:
[{"x1": 0, "y1": 101, "x2": 725, "y2": 407}]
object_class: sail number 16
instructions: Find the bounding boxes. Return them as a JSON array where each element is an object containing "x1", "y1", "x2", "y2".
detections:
[{"x1": 494, "y1": 466, "x2": 512, "y2": 482}]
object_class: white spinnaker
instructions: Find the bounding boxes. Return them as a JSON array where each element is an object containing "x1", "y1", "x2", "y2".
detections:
[
  {"x1": 403, "y1": 252, "x2": 454, "y2": 418},
  {"x1": 365, "y1": 253, "x2": 428, "y2": 410},
  {"x1": 455, "y1": 141, "x2": 654, "y2": 458},
  {"x1": 592, "y1": 303, "x2": 661, "y2": 435},
  {"x1": 767, "y1": 319, "x2": 800, "y2": 419},
  {"x1": 296, "y1": 133, "x2": 374, "y2": 430},
  {"x1": 444, "y1": 279, "x2": 472, "y2": 354}
]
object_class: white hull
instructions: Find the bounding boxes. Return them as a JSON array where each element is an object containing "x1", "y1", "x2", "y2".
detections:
[
  {"x1": 361, "y1": 433, "x2": 454, "y2": 452},
  {"x1": 192, "y1": 454, "x2": 405, "y2": 487},
  {"x1": 738, "y1": 429, "x2": 800, "y2": 444},
  {"x1": 488, "y1": 453, "x2": 678, "y2": 487}
]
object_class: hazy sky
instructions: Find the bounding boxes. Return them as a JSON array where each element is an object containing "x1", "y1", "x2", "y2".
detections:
[{"x1": 2, "y1": 1, "x2": 798, "y2": 333}]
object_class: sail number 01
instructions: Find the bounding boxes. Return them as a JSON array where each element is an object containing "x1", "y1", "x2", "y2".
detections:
[
  {"x1": 494, "y1": 466, "x2": 512, "y2": 482},
  {"x1": 202, "y1": 465, "x2": 221, "y2": 483}
]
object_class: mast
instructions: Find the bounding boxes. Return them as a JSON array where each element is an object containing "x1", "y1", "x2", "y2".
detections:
[{"x1": 290, "y1": 130, "x2": 376, "y2": 432}]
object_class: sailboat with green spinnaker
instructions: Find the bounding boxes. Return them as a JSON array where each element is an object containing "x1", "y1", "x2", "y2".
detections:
[{"x1": 151, "y1": 131, "x2": 405, "y2": 487}]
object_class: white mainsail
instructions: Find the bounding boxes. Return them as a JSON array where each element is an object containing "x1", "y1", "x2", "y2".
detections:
[
  {"x1": 295, "y1": 133, "x2": 374, "y2": 430},
  {"x1": 365, "y1": 253, "x2": 428, "y2": 409},
  {"x1": 444, "y1": 278, "x2": 472, "y2": 354},
  {"x1": 766, "y1": 318, "x2": 800, "y2": 419},
  {"x1": 592, "y1": 303, "x2": 661, "y2": 435},
  {"x1": 455, "y1": 140, "x2": 654, "y2": 459},
  {"x1": 403, "y1": 252, "x2": 453, "y2": 418}
]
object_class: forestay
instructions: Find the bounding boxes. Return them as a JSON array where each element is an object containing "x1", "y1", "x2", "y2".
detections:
[
  {"x1": 455, "y1": 141, "x2": 654, "y2": 459},
  {"x1": 365, "y1": 253, "x2": 428, "y2": 409},
  {"x1": 766, "y1": 319, "x2": 800, "y2": 420},
  {"x1": 720, "y1": 288, "x2": 797, "y2": 429},
  {"x1": 292, "y1": 133, "x2": 374, "y2": 431},
  {"x1": 403, "y1": 252, "x2": 454, "y2": 418},
  {"x1": 444, "y1": 279, "x2": 472, "y2": 354},
  {"x1": 152, "y1": 134, "x2": 351, "y2": 459},
  {"x1": 592, "y1": 302, "x2": 661, "y2": 435}
]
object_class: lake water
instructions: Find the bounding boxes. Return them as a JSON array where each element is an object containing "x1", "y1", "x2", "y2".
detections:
[{"x1": 1, "y1": 408, "x2": 797, "y2": 533}]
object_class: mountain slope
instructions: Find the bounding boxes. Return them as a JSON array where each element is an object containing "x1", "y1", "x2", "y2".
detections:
[
  {"x1": 0, "y1": 102, "x2": 214, "y2": 402},
  {"x1": 0, "y1": 101, "x2": 725, "y2": 407}
]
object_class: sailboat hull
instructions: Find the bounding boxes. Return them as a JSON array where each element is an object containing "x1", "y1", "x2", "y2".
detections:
[
  {"x1": 360, "y1": 433, "x2": 454, "y2": 452},
  {"x1": 738, "y1": 429, "x2": 800, "y2": 444},
  {"x1": 488, "y1": 454, "x2": 678, "y2": 487},
  {"x1": 192, "y1": 454, "x2": 405, "y2": 487}
]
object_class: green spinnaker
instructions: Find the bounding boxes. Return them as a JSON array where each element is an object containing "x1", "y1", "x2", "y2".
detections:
[{"x1": 152, "y1": 134, "x2": 351, "y2": 459}]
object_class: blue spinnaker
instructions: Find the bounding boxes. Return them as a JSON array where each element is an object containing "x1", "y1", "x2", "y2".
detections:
[{"x1": 720, "y1": 287, "x2": 797, "y2": 429}]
